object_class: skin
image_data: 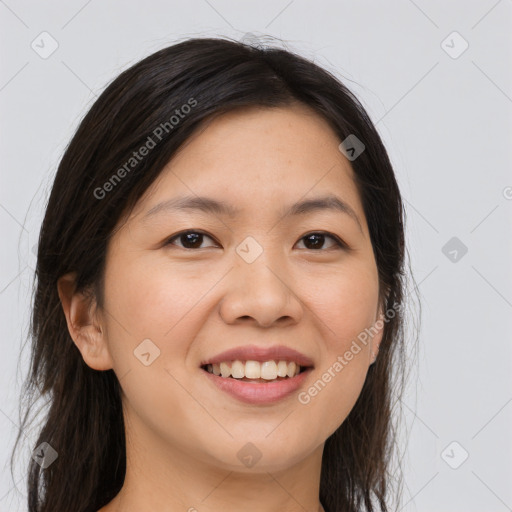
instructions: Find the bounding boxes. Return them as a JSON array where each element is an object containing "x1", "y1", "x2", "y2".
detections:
[{"x1": 58, "y1": 103, "x2": 384, "y2": 512}]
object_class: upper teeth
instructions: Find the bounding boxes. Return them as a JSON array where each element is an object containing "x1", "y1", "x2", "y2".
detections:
[{"x1": 206, "y1": 360, "x2": 301, "y2": 380}]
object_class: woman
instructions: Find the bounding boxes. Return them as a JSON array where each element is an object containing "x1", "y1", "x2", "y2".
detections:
[{"x1": 13, "y1": 36, "x2": 416, "y2": 512}]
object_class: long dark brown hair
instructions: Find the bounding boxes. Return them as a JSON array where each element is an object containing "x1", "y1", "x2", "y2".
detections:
[{"x1": 11, "y1": 35, "x2": 419, "y2": 512}]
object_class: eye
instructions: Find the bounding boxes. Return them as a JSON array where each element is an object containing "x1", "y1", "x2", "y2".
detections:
[
  {"x1": 165, "y1": 230, "x2": 219, "y2": 250},
  {"x1": 295, "y1": 232, "x2": 348, "y2": 251},
  {"x1": 164, "y1": 230, "x2": 349, "y2": 251}
]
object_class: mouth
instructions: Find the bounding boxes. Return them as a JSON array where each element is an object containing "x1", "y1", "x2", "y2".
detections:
[
  {"x1": 200, "y1": 361, "x2": 312, "y2": 383},
  {"x1": 199, "y1": 360, "x2": 314, "y2": 404}
]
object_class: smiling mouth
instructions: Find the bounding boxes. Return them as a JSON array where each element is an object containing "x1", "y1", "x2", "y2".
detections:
[
  {"x1": 200, "y1": 360, "x2": 314, "y2": 404},
  {"x1": 200, "y1": 362, "x2": 312, "y2": 383}
]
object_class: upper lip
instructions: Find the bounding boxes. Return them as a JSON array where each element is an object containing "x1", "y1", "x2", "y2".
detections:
[{"x1": 200, "y1": 344, "x2": 315, "y2": 368}]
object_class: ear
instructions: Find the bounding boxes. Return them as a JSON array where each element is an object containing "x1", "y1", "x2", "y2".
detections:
[
  {"x1": 369, "y1": 297, "x2": 387, "y2": 366},
  {"x1": 57, "y1": 272, "x2": 113, "y2": 371}
]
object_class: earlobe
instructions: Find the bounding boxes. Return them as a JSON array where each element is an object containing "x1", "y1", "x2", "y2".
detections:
[{"x1": 57, "y1": 272, "x2": 113, "y2": 371}]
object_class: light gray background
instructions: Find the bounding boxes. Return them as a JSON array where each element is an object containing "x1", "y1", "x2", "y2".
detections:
[{"x1": 1, "y1": 1, "x2": 511, "y2": 511}]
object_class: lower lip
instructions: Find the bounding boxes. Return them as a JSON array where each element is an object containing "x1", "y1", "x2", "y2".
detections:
[{"x1": 201, "y1": 368, "x2": 313, "y2": 405}]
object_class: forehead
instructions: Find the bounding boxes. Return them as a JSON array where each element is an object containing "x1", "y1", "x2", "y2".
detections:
[
  {"x1": 130, "y1": 104, "x2": 365, "y2": 227},
  {"x1": 170, "y1": 104, "x2": 348, "y2": 176}
]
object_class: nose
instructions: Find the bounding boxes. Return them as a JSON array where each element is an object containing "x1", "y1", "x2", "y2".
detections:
[{"x1": 219, "y1": 249, "x2": 304, "y2": 328}]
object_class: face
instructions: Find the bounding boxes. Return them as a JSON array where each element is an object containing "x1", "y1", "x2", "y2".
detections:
[{"x1": 65, "y1": 104, "x2": 384, "y2": 475}]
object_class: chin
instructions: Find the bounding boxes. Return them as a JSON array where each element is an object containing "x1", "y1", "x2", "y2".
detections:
[{"x1": 201, "y1": 438, "x2": 316, "y2": 473}]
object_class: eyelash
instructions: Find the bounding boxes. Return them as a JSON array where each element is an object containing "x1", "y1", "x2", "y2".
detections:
[{"x1": 164, "y1": 230, "x2": 349, "y2": 252}]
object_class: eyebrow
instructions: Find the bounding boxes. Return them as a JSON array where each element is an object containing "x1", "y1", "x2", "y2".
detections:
[{"x1": 142, "y1": 194, "x2": 363, "y2": 232}]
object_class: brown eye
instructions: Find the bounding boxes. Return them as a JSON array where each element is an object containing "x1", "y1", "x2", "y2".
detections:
[
  {"x1": 296, "y1": 232, "x2": 346, "y2": 251},
  {"x1": 165, "y1": 230, "x2": 218, "y2": 249}
]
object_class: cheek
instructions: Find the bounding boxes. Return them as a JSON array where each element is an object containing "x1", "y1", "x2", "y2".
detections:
[
  {"x1": 295, "y1": 265, "x2": 377, "y2": 433},
  {"x1": 102, "y1": 256, "x2": 234, "y2": 407},
  {"x1": 102, "y1": 259, "x2": 223, "y2": 452},
  {"x1": 306, "y1": 262, "x2": 379, "y2": 349},
  {"x1": 300, "y1": 358, "x2": 369, "y2": 442},
  {"x1": 104, "y1": 257, "x2": 221, "y2": 345}
]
